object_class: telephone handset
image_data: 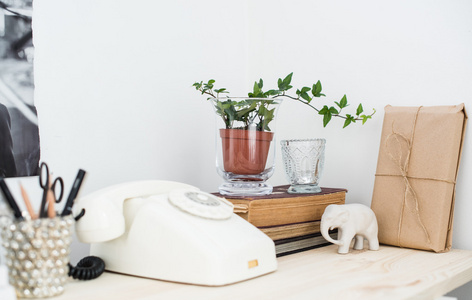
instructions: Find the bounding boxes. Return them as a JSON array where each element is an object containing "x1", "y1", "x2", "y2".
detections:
[
  {"x1": 74, "y1": 180, "x2": 220, "y2": 243},
  {"x1": 73, "y1": 180, "x2": 277, "y2": 286}
]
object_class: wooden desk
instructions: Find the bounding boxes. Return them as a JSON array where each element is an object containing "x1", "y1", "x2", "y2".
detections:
[{"x1": 55, "y1": 245, "x2": 472, "y2": 300}]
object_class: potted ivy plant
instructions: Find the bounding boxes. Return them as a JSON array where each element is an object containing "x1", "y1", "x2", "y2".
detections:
[
  {"x1": 205, "y1": 97, "x2": 280, "y2": 176},
  {"x1": 193, "y1": 73, "x2": 374, "y2": 196}
]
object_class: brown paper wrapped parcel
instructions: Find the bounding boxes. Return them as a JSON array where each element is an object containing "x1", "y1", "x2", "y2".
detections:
[{"x1": 371, "y1": 104, "x2": 467, "y2": 252}]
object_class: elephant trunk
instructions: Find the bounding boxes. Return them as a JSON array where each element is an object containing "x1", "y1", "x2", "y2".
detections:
[{"x1": 320, "y1": 222, "x2": 343, "y2": 246}]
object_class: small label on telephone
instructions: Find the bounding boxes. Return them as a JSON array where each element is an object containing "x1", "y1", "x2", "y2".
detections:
[{"x1": 248, "y1": 259, "x2": 258, "y2": 269}]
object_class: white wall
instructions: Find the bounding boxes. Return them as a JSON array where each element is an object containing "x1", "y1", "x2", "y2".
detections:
[{"x1": 32, "y1": 0, "x2": 471, "y2": 297}]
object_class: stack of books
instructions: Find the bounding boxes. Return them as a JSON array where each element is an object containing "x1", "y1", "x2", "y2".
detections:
[{"x1": 217, "y1": 185, "x2": 347, "y2": 257}]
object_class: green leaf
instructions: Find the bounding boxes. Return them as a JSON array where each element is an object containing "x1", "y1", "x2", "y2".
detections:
[
  {"x1": 356, "y1": 103, "x2": 364, "y2": 116},
  {"x1": 203, "y1": 79, "x2": 215, "y2": 92},
  {"x1": 298, "y1": 87, "x2": 311, "y2": 101},
  {"x1": 301, "y1": 93, "x2": 311, "y2": 102},
  {"x1": 264, "y1": 108, "x2": 275, "y2": 122},
  {"x1": 216, "y1": 100, "x2": 237, "y2": 127},
  {"x1": 254, "y1": 81, "x2": 260, "y2": 93},
  {"x1": 361, "y1": 114, "x2": 372, "y2": 124},
  {"x1": 192, "y1": 82, "x2": 203, "y2": 90},
  {"x1": 301, "y1": 86, "x2": 311, "y2": 93},
  {"x1": 343, "y1": 114, "x2": 355, "y2": 128},
  {"x1": 343, "y1": 118, "x2": 351, "y2": 128},
  {"x1": 283, "y1": 73, "x2": 293, "y2": 85},
  {"x1": 318, "y1": 105, "x2": 329, "y2": 115},
  {"x1": 329, "y1": 106, "x2": 339, "y2": 114},
  {"x1": 323, "y1": 112, "x2": 332, "y2": 127},
  {"x1": 312, "y1": 80, "x2": 324, "y2": 97},
  {"x1": 204, "y1": 80, "x2": 215, "y2": 90},
  {"x1": 214, "y1": 88, "x2": 228, "y2": 94},
  {"x1": 278, "y1": 73, "x2": 293, "y2": 91},
  {"x1": 335, "y1": 96, "x2": 348, "y2": 109},
  {"x1": 264, "y1": 89, "x2": 280, "y2": 97},
  {"x1": 258, "y1": 79, "x2": 263, "y2": 89},
  {"x1": 249, "y1": 81, "x2": 264, "y2": 98},
  {"x1": 339, "y1": 95, "x2": 347, "y2": 108},
  {"x1": 226, "y1": 108, "x2": 236, "y2": 123},
  {"x1": 236, "y1": 102, "x2": 257, "y2": 119},
  {"x1": 221, "y1": 103, "x2": 231, "y2": 109}
]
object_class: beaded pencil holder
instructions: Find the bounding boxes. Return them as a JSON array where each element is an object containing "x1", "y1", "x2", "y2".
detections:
[{"x1": 1, "y1": 215, "x2": 74, "y2": 298}]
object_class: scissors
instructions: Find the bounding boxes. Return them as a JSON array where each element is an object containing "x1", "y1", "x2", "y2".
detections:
[{"x1": 38, "y1": 162, "x2": 64, "y2": 218}]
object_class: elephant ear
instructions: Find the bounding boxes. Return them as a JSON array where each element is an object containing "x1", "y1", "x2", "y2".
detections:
[{"x1": 339, "y1": 210, "x2": 349, "y2": 223}]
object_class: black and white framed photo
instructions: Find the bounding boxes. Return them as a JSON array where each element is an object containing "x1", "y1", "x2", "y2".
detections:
[{"x1": 0, "y1": 0, "x2": 39, "y2": 178}]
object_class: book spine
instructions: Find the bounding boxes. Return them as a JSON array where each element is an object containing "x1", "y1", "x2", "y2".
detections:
[{"x1": 246, "y1": 194, "x2": 345, "y2": 227}]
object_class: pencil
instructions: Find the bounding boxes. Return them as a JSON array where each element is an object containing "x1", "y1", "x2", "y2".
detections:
[
  {"x1": 19, "y1": 183, "x2": 37, "y2": 219},
  {"x1": 47, "y1": 186, "x2": 56, "y2": 218}
]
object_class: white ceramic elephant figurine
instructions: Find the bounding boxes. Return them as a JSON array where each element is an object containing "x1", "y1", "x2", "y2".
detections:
[{"x1": 320, "y1": 203, "x2": 379, "y2": 254}]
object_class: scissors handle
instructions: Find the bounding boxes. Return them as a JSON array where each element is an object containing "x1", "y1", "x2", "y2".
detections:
[
  {"x1": 39, "y1": 162, "x2": 50, "y2": 188},
  {"x1": 38, "y1": 162, "x2": 64, "y2": 218},
  {"x1": 51, "y1": 177, "x2": 64, "y2": 203}
]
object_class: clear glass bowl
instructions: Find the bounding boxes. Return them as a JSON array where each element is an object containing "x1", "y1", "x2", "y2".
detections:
[{"x1": 212, "y1": 98, "x2": 283, "y2": 196}]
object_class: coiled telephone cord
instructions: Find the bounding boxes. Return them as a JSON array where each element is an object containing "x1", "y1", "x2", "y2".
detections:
[{"x1": 68, "y1": 256, "x2": 105, "y2": 280}]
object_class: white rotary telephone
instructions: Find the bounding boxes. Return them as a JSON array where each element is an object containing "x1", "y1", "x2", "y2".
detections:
[{"x1": 73, "y1": 180, "x2": 277, "y2": 286}]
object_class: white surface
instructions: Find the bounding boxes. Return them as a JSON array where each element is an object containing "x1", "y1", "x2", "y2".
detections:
[
  {"x1": 76, "y1": 181, "x2": 277, "y2": 286},
  {"x1": 31, "y1": 0, "x2": 472, "y2": 297}
]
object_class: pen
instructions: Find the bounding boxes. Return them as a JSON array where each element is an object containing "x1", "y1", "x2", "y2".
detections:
[
  {"x1": 38, "y1": 186, "x2": 48, "y2": 218},
  {"x1": 19, "y1": 183, "x2": 37, "y2": 219},
  {"x1": 61, "y1": 169, "x2": 86, "y2": 216},
  {"x1": 0, "y1": 178, "x2": 24, "y2": 220}
]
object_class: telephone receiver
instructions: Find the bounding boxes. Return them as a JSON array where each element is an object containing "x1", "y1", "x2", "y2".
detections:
[
  {"x1": 74, "y1": 180, "x2": 198, "y2": 243},
  {"x1": 73, "y1": 180, "x2": 277, "y2": 286}
]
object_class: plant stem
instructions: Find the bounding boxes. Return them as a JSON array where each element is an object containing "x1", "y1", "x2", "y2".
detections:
[
  {"x1": 273, "y1": 94, "x2": 320, "y2": 113},
  {"x1": 273, "y1": 94, "x2": 375, "y2": 121}
]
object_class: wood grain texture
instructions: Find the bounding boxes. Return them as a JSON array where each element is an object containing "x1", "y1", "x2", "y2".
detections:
[{"x1": 53, "y1": 245, "x2": 472, "y2": 300}]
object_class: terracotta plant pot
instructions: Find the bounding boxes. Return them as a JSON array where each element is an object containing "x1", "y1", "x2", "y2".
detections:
[{"x1": 220, "y1": 129, "x2": 274, "y2": 175}]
